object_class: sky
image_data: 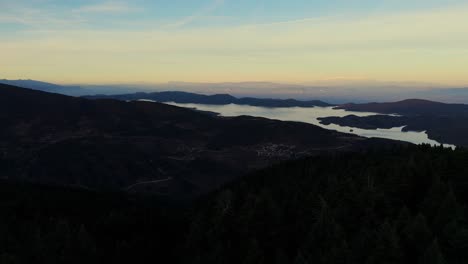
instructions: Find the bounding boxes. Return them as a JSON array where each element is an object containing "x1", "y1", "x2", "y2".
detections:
[{"x1": 1, "y1": 0, "x2": 468, "y2": 86}]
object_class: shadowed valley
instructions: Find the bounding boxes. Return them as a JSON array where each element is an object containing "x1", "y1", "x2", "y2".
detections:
[{"x1": 0, "y1": 84, "x2": 376, "y2": 198}]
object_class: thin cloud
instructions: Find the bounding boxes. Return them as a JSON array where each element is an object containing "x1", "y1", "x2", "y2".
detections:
[
  {"x1": 0, "y1": 1, "x2": 141, "y2": 29},
  {"x1": 0, "y1": 6, "x2": 85, "y2": 28},
  {"x1": 167, "y1": 0, "x2": 225, "y2": 28},
  {"x1": 75, "y1": 1, "x2": 142, "y2": 14},
  {"x1": 2, "y1": 2, "x2": 468, "y2": 85}
]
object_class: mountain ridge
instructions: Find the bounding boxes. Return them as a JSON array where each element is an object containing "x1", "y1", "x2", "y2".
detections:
[
  {"x1": 0, "y1": 79, "x2": 85, "y2": 96},
  {"x1": 84, "y1": 91, "x2": 332, "y2": 107}
]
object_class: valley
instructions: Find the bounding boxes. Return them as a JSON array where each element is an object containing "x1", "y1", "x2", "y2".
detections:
[{"x1": 0, "y1": 83, "x2": 386, "y2": 198}]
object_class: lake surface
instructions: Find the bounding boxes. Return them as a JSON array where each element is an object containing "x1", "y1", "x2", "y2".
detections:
[{"x1": 155, "y1": 101, "x2": 454, "y2": 148}]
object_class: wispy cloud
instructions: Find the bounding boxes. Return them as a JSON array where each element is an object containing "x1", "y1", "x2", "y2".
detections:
[
  {"x1": 2, "y1": 2, "x2": 468, "y2": 85},
  {"x1": 167, "y1": 0, "x2": 225, "y2": 28},
  {"x1": 0, "y1": 1, "x2": 141, "y2": 29},
  {"x1": 74, "y1": 1, "x2": 142, "y2": 14},
  {"x1": 0, "y1": 6, "x2": 85, "y2": 28}
]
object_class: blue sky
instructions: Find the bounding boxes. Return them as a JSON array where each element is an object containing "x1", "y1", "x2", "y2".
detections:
[
  {"x1": 1, "y1": 0, "x2": 468, "y2": 85},
  {"x1": 2, "y1": 0, "x2": 465, "y2": 30}
]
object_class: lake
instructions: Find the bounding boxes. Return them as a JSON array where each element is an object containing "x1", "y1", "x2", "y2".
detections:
[{"x1": 154, "y1": 101, "x2": 455, "y2": 148}]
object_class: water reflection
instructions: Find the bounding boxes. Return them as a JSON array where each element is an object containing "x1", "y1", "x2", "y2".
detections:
[{"x1": 158, "y1": 101, "x2": 454, "y2": 148}]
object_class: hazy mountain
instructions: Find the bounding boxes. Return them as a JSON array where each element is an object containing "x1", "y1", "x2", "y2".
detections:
[
  {"x1": 3, "y1": 79, "x2": 467, "y2": 104},
  {"x1": 0, "y1": 79, "x2": 154, "y2": 96},
  {"x1": 0, "y1": 79, "x2": 85, "y2": 96},
  {"x1": 421, "y1": 88, "x2": 468, "y2": 103},
  {"x1": 85, "y1": 91, "x2": 332, "y2": 107},
  {"x1": 127, "y1": 80, "x2": 468, "y2": 104}
]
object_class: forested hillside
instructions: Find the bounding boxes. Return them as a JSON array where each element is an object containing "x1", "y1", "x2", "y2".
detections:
[
  {"x1": 1, "y1": 144, "x2": 468, "y2": 263},
  {"x1": 0, "y1": 84, "x2": 364, "y2": 198}
]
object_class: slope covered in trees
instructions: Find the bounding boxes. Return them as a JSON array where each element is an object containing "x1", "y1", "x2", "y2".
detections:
[{"x1": 1, "y1": 144, "x2": 468, "y2": 263}]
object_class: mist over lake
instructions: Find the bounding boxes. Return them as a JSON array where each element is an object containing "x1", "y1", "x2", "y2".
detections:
[{"x1": 164, "y1": 102, "x2": 455, "y2": 148}]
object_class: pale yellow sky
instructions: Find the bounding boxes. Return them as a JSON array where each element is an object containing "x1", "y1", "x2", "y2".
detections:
[{"x1": 1, "y1": 4, "x2": 468, "y2": 86}]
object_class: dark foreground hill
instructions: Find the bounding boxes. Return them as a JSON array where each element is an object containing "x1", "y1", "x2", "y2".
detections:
[
  {"x1": 0, "y1": 83, "x2": 374, "y2": 198},
  {"x1": 320, "y1": 99, "x2": 468, "y2": 147},
  {"x1": 1, "y1": 145, "x2": 467, "y2": 263},
  {"x1": 84, "y1": 91, "x2": 332, "y2": 107}
]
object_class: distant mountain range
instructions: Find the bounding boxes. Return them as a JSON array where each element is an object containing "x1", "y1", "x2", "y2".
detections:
[
  {"x1": 0, "y1": 79, "x2": 331, "y2": 107},
  {"x1": 0, "y1": 79, "x2": 154, "y2": 96},
  {"x1": 85, "y1": 91, "x2": 332, "y2": 107},
  {"x1": 91, "y1": 92, "x2": 468, "y2": 146},
  {"x1": 0, "y1": 79, "x2": 85, "y2": 96},
  {"x1": 2, "y1": 78, "x2": 467, "y2": 103},
  {"x1": 3, "y1": 79, "x2": 468, "y2": 146}
]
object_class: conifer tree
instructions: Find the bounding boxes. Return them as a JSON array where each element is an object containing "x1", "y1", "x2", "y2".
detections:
[
  {"x1": 367, "y1": 221, "x2": 402, "y2": 264},
  {"x1": 420, "y1": 240, "x2": 447, "y2": 264},
  {"x1": 294, "y1": 251, "x2": 309, "y2": 264},
  {"x1": 402, "y1": 213, "x2": 432, "y2": 257}
]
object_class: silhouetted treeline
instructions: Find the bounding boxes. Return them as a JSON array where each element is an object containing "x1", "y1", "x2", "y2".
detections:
[
  {"x1": 1, "y1": 144, "x2": 468, "y2": 263},
  {"x1": 0, "y1": 184, "x2": 186, "y2": 263},
  {"x1": 186, "y1": 144, "x2": 468, "y2": 264}
]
